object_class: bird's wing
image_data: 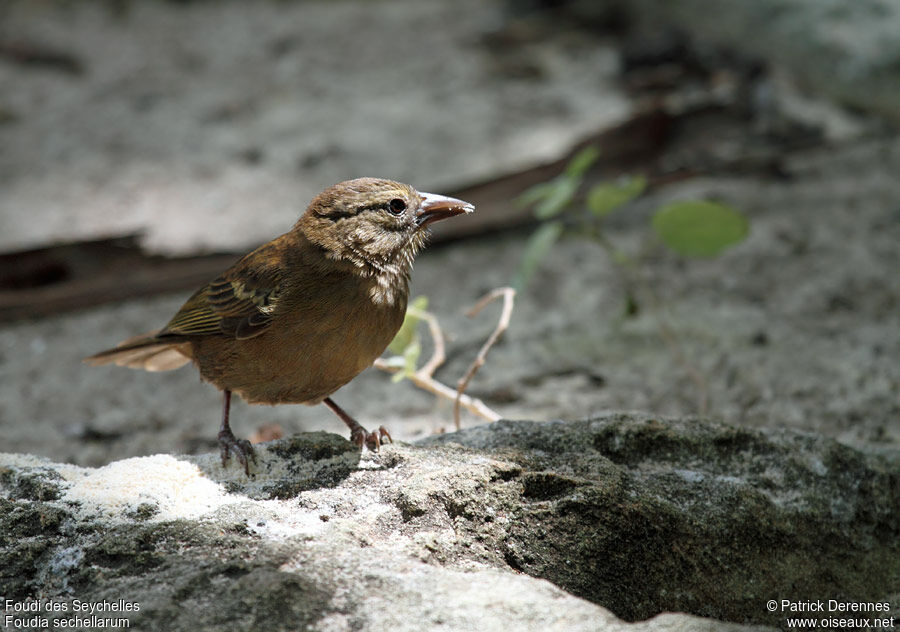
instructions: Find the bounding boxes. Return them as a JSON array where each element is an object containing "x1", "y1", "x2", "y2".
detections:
[{"x1": 161, "y1": 244, "x2": 285, "y2": 341}]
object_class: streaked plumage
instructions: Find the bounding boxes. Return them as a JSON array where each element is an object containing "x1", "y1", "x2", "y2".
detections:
[{"x1": 85, "y1": 178, "x2": 473, "y2": 472}]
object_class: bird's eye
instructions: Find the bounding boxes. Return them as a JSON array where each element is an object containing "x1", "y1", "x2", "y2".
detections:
[{"x1": 388, "y1": 198, "x2": 407, "y2": 215}]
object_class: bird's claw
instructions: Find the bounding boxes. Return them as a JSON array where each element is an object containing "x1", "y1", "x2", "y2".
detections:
[
  {"x1": 368, "y1": 425, "x2": 393, "y2": 451},
  {"x1": 218, "y1": 429, "x2": 257, "y2": 475},
  {"x1": 350, "y1": 425, "x2": 393, "y2": 452}
]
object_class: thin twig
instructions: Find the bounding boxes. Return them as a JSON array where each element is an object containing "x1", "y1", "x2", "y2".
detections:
[
  {"x1": 651, "y1": 307, "x2": 709, "y2": 414},
  {"x1": 406, "y1": 306, "x2": 445, "y2": 378},
  {"x1": 454, "y1": 287, "x2": 516, "y2": 429},
  {"x1": 631, "y1": 267, "x2": 709, "y2": 415},
  {"x1": 372, "y1": 296, "x2": 505, "y2": 423},
  {"x1": 373, "y1": 358, "x2": 501, "y2": 421},
  {"x1": 592, "y1": 229, "x2": 709, "y2": 415}
]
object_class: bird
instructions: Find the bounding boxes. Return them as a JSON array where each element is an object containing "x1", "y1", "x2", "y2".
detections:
[{"x1": 85, "y1": 178, "x2": 474, "y2": 474}]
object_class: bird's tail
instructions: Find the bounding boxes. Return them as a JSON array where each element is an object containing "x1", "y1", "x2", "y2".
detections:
[{"x1": 83, "y1": 331, "x2": 193, "y2": 372}]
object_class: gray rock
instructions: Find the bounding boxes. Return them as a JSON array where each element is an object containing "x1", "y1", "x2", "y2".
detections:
[{"x1": 2, "y1": 414, "x2": 896, "y2": 630}]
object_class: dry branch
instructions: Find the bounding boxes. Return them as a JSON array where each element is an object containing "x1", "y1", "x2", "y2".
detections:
[
  {"x1": 454, "y1": 287, "x2": 515, "y2": 429},
  {"x1": 374, "y1": 287, "x2": 516, "y2": 427}
]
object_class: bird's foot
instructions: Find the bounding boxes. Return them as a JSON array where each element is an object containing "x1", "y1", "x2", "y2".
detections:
[
  {"x1": 217, "y1": 428, "x2": 257, "y2": 475},
  {"x1": 322, "y1": 397, "x2": 392, "y2": 452},
  {"x1": 350, "y1": 425, "x2": 393, "y2": 452}
]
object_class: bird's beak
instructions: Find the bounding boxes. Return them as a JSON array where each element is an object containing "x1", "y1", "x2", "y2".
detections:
[{"x1": 416, "y1": 192, "x2": 475, "y2": 228}]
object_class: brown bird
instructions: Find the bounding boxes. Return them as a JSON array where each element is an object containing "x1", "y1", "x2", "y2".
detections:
[{"x1": 85, "y1": 178, "x2": 474, "y2": 473}]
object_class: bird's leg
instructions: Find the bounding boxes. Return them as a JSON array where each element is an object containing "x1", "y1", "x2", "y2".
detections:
[
  {"x1": 322, "y1": 397, "x2": 392, "y2": 451},
  {"x1": 217, "y1": 389, "x2": 256, "y2": 474}
]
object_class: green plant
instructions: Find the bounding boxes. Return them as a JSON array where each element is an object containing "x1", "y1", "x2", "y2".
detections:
[
  {"x1": 515, "y1": 146, "x2": 747, "y2": 291},
  {"x1": 382, "y1": 295, "x2": 429, "y2": 382},
  {"x1": 377, "y1": 290, "x2": 515, "y2": 428},
  {"x1": 514, "y1": 146, "x2": 749, "y2": 413}
]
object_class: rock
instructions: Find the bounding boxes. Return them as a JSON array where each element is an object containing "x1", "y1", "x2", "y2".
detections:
[{"x1": 2, "y1": 414, "x2": 896, "y2": 630}]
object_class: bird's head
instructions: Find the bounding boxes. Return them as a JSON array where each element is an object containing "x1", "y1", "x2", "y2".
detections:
[{"x1": 298, "y1": 178, "x2": 474, "y2": 278}]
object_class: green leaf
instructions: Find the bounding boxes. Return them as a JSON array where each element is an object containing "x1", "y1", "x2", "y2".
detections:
[
  {"x1": 391, "y1": 338, "x2": 421, "y2": 382},
  {"x1": 388, "y1": 295, "x2": 428, "y2": 354},
  {"x1": 517, "y1": 147, "x2": 599, "y2": 218},
  {"x1": 652, "y1": 200, "x2": 748, "y2": 257},
  {"x1": 515, "y1": 181, "x2": 556, "y2": 208},
  {"x1": 513, "y1": 220, "x2": 564, "y2": 290},
  {"x1": 534, "y1": 177, "x2": 578, "y2": 220},
  {"x1": 587, "y1": 175, "x2": 647, "y2": 218},
  {"x1": 565, "y1": 146, "x2": 600, "y2": 179}
]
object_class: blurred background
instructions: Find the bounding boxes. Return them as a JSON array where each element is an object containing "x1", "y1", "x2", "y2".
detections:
[{"x1": 1, "y1": 0, "x2": 898, "y2": 467}]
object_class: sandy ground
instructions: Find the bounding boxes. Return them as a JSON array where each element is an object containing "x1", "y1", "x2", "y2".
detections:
[
  {"x1": 1, "y1": 1, "x2": 897, "y2": 467},
  {"x1": 0, "y1": 0, "x2": 627, "y2": 254},
  {"x1": 4, "y1": 127, "x2": 899, "y2": 467}
]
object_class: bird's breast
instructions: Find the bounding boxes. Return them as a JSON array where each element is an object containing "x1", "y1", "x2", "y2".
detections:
[{"x1": 192, "y1": 270, "x2": 407, "y2": 405}]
